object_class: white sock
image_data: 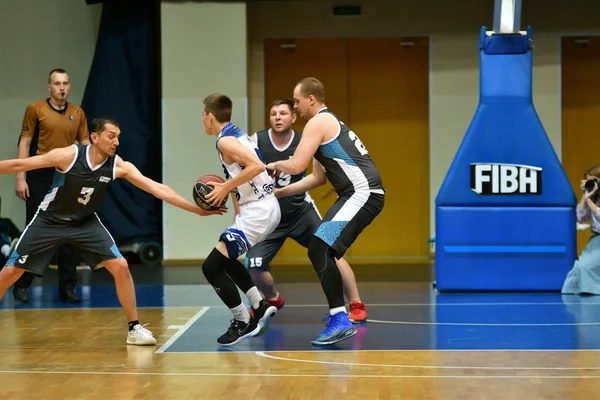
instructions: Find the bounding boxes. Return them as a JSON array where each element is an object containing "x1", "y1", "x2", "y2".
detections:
[
  {"x1": 230, "y1": 303, "x2": 250, "y2": 324},
  {"x1": 1, "y1": 244, "x2": 9, "y2": 257},
  {"x1": 268, "y1": 292, "x2": 279, "y2": 301},
  {"x1": 245, "y1": 287, "x2": 262, "y2": 309},
  {"x1": 330, "y1": 306, "x2": 346, "y2": 316}
]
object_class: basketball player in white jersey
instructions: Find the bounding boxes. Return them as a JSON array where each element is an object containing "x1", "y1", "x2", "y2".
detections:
[
  {"x1": 268, "y1": 78, "x2": 385, "y2": 345},
  {"x1": 201, "y1": 93, "x2": 280, "y2": 346}
]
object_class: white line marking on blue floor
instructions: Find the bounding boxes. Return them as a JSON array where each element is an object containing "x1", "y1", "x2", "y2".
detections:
[{"x1": 155, "y1": 307, "x2": 210, "y2": 354}]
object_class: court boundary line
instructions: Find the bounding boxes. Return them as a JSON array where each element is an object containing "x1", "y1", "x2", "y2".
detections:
[
  {"x1": 4, "y1": 301, "x2": 600, "y2": 312},
  {"x1": 155, "y1": 306, "x2": 210, "y2": 354},
  {"x1": 0, "y1": 369, "x2": 598, "y2": 379},
  {"x1": 254, "y1": 351, "x2": 600, "y2": 370},
  {"x1": 160, "y1": 348, "x2": 600, "y2": 354}
]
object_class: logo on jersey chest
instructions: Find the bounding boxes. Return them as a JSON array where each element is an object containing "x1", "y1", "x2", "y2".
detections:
[{"x1": 99, "y1": 176, "x2": 111, "y2": 183}]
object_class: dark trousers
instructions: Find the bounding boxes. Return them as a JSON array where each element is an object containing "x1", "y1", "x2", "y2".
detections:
[{"x1": 13, "y1": 168, "x2": 78, "y2": 291}]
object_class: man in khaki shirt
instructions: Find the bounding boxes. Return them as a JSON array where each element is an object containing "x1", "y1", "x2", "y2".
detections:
[{"x1": 13, "y1": 68, "x2": 89, "y2": 303}]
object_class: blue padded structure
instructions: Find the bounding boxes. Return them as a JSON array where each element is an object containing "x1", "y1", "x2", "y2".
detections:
[{"x1": 435, "y1": 27, "x2": 577, "y2": 291}]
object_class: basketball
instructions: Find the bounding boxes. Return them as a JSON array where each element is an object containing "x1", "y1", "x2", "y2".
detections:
[{"x1": 193, "y1": 174, "x2": 227, "y2": 210}]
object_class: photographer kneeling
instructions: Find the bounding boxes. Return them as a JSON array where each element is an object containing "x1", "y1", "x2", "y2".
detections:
[{"x1": 562, "y1": 165, "x2": 600, "y2": 295}]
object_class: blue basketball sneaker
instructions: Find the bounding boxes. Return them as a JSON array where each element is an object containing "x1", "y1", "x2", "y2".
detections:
[{"x1": 311, "y1": 312, "x2": 357, "y2": 345}]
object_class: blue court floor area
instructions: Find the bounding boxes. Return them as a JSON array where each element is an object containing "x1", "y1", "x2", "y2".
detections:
[{"x1": 2, "y1": 280, "x2": 600, "y2": 351}]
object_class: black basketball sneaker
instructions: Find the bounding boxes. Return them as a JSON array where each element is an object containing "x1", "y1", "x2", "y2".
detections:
[
  {"x1": 217, "y1": 316, "x2": 261, "y2": 346},
  {"x1": 251, "y1": 300, "x2": 278, "y2": 337}
]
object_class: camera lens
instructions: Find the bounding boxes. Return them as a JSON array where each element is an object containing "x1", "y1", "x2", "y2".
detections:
[{"x1": 585, "y1": 179, "x2": 597, "y2": 192}]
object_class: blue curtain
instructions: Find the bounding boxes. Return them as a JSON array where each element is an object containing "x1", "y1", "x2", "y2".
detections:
[{"x1": 82, "y1": 0, "x2": 162, "y2": 246}]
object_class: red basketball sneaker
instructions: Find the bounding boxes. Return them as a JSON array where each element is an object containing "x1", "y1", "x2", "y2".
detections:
[
  {"x1": 266, "y1": 293, "x2": 285, "y2": 310},
  {"x1": 348, "y1": 302, "x2": 367, "y2": 324}
]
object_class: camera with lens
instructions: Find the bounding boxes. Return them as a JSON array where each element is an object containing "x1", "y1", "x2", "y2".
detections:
[{"x1": 585, "y1": 178, "x2": 600, "y2": 192}]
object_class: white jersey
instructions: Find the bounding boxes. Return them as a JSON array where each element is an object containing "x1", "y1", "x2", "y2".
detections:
[{"x1": 217, "y1": 123, "x2": 275, "y2": 205}]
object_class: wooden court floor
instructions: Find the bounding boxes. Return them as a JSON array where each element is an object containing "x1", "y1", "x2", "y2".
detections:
[{"x1": 1, "y1": 280, "x2": 600, "y2": 399}]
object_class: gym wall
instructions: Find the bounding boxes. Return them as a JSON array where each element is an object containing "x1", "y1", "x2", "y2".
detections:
[{"x1": 0, "y1": 0, "x2": 102, "y2": 229}]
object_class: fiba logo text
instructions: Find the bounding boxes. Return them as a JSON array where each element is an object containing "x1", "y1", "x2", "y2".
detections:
[{"x1": 470, "y1": 163, "x2": 542, "y2": 195}]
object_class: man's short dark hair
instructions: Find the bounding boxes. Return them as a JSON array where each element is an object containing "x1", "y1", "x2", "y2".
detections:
[
  {"x1": 270, "y1": 99, "x2": 295, "y2": 113},
  {"x1": 203, "y1": 94, "x2": 233, "y2": 123},
  {"x1": 91, "y1": 117, "x2": 119, "y2": 135}
]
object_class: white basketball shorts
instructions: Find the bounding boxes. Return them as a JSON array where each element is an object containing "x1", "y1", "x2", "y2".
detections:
[{"x1": 219, "y1": 194, "x2": 281, "y2": 259}]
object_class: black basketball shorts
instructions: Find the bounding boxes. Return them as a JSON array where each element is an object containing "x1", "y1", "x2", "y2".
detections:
[
  {"x1": 245, "y1": 201, "x2": 322, "y2": 271},
  {"x1": 5, "y1": 211, "x2": 123, "y2": 276},
  {"x1": 314, "y1": 190, "x2": 385, "y2": 258}
]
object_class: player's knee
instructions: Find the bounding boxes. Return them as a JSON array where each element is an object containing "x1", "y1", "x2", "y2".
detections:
[
  {"x1": 202, "y1": 248, "x2": 224, "y2": 280},
  {"x1": 308, "y1": 237, "x2": 332, "y2": 267},
  {"x1": 248, "y1": 269, "x2": 269, "y2": 284},
  {"x1": 106, "y1": 258, "x2": 130, "y2": 278},
  {"x1": 0, "y1": 266, "x2": 24, "y2": 282}
]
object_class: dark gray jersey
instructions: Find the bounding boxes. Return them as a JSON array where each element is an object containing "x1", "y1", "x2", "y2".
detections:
[
  {"x1": 313, "y1": 108, "x2": 384, "y2": 195},
  {"x1": 255, "y1": 129, "x2": 313, "y2": 222},
  {"x1": 39, "y1": 144, "x2": 116, "y2": 222}
]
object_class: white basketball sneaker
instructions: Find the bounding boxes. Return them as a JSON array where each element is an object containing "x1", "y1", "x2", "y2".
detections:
[{"x1": 127, "y1": 323, "x2": 157, "y2": 346}]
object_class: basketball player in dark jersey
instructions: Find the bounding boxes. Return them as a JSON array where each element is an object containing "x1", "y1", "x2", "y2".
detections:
[
  {"x1": 268, "y1": 78, "x2": 385, "y2": 345},
  {"x1": 246, "y1": 99, "x2": 368, "y2": 323},
  {"x1": 0, "y1": 117, "x2": 224, "y2": 346}
]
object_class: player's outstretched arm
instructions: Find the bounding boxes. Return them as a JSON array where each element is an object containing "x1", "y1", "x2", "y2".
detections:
[
  {"x1": 0, "y1": 146, "x2": 75, "y2": 175},
  {"x1": 267, "y1": 116, "x2": 329, "y2": 175},
  {"x1": 275, "y1": 159, "x2": 327, "y2": 199},
  {"x1": 115, "y1": 157, "x2": 226, "y2": 216}
]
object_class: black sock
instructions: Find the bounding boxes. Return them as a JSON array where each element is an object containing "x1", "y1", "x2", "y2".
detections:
[
  {"x1": 202, "y1": 248, "x2": 243, "y2": 308},
  {"x1": 308, "y1": 237, "x2": 345, "y2": 309},
  {"x1": 217, "y1": 250, "x2": 255, "y2": 293},
  {"x1": 128, "y1": 320, "x2": 140, "y2": 331}
]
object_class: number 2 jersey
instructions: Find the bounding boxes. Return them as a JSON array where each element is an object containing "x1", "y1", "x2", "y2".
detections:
[
  {"x1": 39, "y1": 144, "x2": 116, "y2": 222},
  {"x1": 254, "y1": 128, "x2": 314, "y2": 223},
  {"x1": 217, "y1": 123, "x2": 275, "y2": 206},
  {"x1": 314, "y1": 108, "x2": 384, "y2": 196}
]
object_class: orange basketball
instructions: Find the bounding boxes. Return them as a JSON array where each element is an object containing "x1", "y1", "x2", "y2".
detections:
[{"x1": 193, "y1": 174, "x2": 227, "y2": 210}]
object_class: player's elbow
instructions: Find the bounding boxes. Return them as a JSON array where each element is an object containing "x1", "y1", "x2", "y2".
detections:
[
  {"x1": 315, "y1": 173, "x2": 327, "y2": 186},
  {"x1": 249, "y1": 160, "x2": 266, "y2": 177},
  {"x1": 287, "y1": 161, "x2": 307, "y2": 176}
]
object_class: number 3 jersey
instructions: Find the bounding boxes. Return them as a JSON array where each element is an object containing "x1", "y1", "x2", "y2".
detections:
[
  {"x1": 254, "y1": 128, "x2": 313, "y2": 223},
  {"x1": 217, "y1": 123, "x2": 275, "y2": 206},
  {"x1": 39, "y1": 144, "x2": 116, "y2": 222},
  {"x1": 314, "y1": 108, "x2": 384, "y2": 196}
]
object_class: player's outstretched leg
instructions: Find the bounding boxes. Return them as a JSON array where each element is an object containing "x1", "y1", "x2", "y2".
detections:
[
  {"x1": 103, "y1": 258, "x2": 157, "y2": 346},
  {"x1": 0, "y1": 266, "x2": 25, "y2": 300},
  {"x1": 307, "y1": 237, "x2": 356, "y2": 345},
  {"x1": 214, "y1": 241, "x2": 278, "y2": 337},
  {"x1": 336, "y1": 257, "x2": 367, "y2": 323}
]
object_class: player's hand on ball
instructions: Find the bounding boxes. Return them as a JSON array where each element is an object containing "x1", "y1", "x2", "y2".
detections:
[{"x1": 205, "y1": 181, "x2": 229, "y2": 207}]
